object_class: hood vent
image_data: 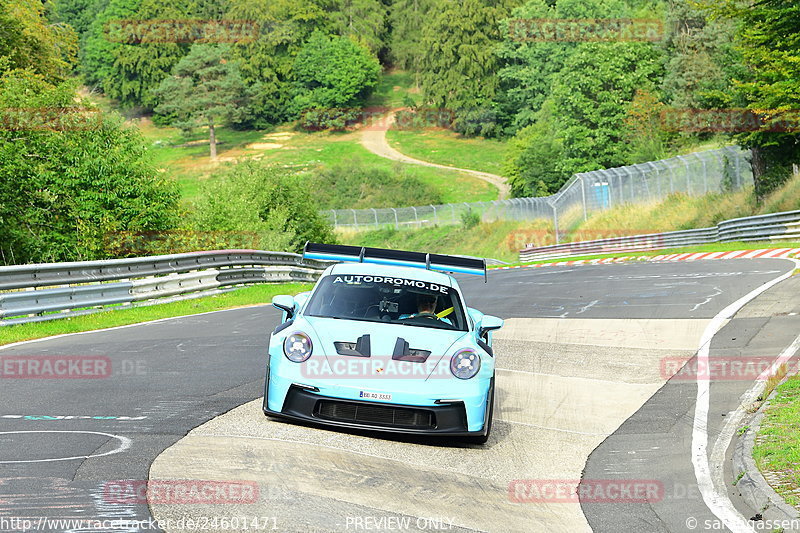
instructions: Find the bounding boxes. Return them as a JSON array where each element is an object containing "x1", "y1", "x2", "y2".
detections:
[
  {"x1": 334, "y1": 334, "x2": 371, "y2": 357},
  {"x1": 392, "y1": 338, "x2": 431, "y2": 363}
]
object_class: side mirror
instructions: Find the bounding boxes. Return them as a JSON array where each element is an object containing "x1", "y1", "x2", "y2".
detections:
[
  {"x1": 479, "y1": 315, "x2": 504, "y2": 338},
  {"x1": 272, "y1": 295, "x2": 295, "y2": 318}
]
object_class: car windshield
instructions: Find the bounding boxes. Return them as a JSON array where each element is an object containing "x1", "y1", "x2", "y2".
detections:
[{"x1": 304, "y1": 273, "x2": 468, "y2": 331}]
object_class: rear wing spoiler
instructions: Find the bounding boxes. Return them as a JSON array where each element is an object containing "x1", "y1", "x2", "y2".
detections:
[{"x1": 303, "y1": 242, "x2": 487, "y2": 281}]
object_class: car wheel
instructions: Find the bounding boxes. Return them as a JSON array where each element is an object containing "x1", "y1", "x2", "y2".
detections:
[{"x1": 466, "y1": 379, "x2": 494, "y2": 445}]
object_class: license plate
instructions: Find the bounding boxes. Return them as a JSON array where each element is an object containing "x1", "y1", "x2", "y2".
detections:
[{"x1": 359, "y1": 391, "x2": 392, "y2": 401}]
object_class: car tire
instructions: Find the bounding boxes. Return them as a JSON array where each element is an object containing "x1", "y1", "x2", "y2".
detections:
[{"x1": 466, "y1": 378, "x2": 494, "y2": 445}]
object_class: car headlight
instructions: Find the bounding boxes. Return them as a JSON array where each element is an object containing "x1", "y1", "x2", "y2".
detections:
[
  {"x1": 450, "y1": 349, "x2": 480, "y2": 379},
  {"x1": 283, "y1": 332, "x2": 313, "y2": 362}
]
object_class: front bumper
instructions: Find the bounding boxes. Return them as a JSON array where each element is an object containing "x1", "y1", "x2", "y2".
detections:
[{"x1": 263, "y1": 385, "x2": 486, "y2": 436}]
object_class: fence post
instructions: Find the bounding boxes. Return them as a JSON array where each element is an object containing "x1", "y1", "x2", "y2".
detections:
[
  {"x1": 371, "y1": 208, "x2": 378, "y2": 228},
  {"x1": 579, "y1": 174, "x2": 588, "y2": 221},
  {"x1": 677, "y1": 155, "x2": 691, "y2": 194},
  {"x1": 430, "y1": 205, "x2": 438, "y2": 224},
  {"x1": 551, "y1": 202, "x2": 560, "y2": 244},
  {"x1": 696, "y1": 153, "x2": 708, "y2": 193},
  {"x1": 391, "y1": 208, "x2": 398, "y2": 229},
  {"x1": 350, "y1": 209, "x2": 357, "y2": 230},
  {"x1": 411, "y1": 206, "x2": 419, "y2": 226},
  {"x1": 449, "y1": 204, "x2": 456, "y2": 223},
  {"x1": 647, "y1": 162, "x2": 660, "y2": 199},
  {"x1": 332, "y1": 210, "x2": 337, "y2": 227}
]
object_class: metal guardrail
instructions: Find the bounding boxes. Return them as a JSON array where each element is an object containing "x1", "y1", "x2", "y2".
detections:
[
  {"x1": 519, "y1": 210, "x2": 800, "y2": 262},
  {"x1": 0, "y1": 250, "x2": 329, "y2": 324}
]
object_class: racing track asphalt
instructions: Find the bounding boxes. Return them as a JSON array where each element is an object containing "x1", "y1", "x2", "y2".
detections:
[{"x1": 0, "y1": 259, "x2": 796, "y2": 532}]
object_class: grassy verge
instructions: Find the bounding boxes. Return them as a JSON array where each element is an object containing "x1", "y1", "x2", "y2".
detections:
[
  {"x1": 386, "y1": 129, "x2": 507, "y2": 176},
  {"x1": 339, "y1": 219, "x2": 554, "y2": 263},
  {"x1": 753, "y1": 374, "x2": 800, "y2": 508},
  {"x1": 136, "y1": 120, "x2": 497, "y2": 205},
  {"x1": 365, "y1": 70, "x2": 420, "y2": 108},
  {"x1": 0, "y1": 283, "x2": 312, "y2": 347}
]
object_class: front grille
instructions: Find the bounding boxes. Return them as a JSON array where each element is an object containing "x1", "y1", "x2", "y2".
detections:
[{"x1": 315, "y1": 400, "x2": 436, "y2": 429}]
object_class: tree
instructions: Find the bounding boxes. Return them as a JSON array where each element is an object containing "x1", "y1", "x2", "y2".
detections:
[
  {"x1": 496, "y1": 0, "x2": 630, "y2": 133},
  {"x1": 290, "y1": 31, "x2": 381, "y2": 115},
  {"x1": 389, "y1": 0, "x2": 436, "y2": 75},
  {"x1": 418, "y1": 0, "x2": 518, "y2": 136},
  {"x1": 153, "y1": 44, "x2": 251, "y2": 159},
  {"x1": 225, "y1": 0, "x2": 333, "y2": 125},
  {"x1": 81, "y1": 0, "x2": 140, "y2": 90},
  {"x1": 331, "y1": 0, "x2": 388, "y2": 57},
  {"x1": 623, "y1": 89, "x2": 668, "y2": 164},
  {"x1": 100, "y1": 0, "x2": 192, "y2": 109},
  {"x1": 194, "y1": 162, "x2": 336, "y2": 253},
  {"x1": 699, "y1": 0, "x2": 800, "y2": 199},
  {"x1": 0, "y1": 69, "x2": 179, "y2": 264},
  {"x1": 0, "y1": 0, "x2": 77, "y2": 82},
  {"x1": 503, "y1": 99, "x2": 568, "y2": 196},
  {"x1": 551, "y1": 41, "x2": 664, "y2": 175}
]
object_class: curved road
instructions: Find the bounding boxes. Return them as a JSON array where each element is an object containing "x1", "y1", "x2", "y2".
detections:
[
  {"x1": 360, "y1": 111, "x2": 511, "y2": 199},
  {"x1": 0, "y1": 259, "x2": 797, "y2": 532}
]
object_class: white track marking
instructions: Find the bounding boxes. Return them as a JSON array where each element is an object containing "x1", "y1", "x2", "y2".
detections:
[
  {"x1": 692, "y1": 260, "x2": 798, "y2": 532},
  {"x1": 0, "y1": 431, "x2": 131, "y2": 464}
]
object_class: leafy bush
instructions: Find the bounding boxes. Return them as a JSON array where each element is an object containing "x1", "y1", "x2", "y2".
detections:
[
  {"x1": 308, "y1": 157, "x2": 442, "y2": 209},
  {"x1": 460, "y1": 209, "x2": 481, "y2": 229},
  {"x1": 0, "y1": 70, "x2": 179, "y2": 264},
  {"x1": 193, "y1": 162, "x2": 336, "y2": 253}
]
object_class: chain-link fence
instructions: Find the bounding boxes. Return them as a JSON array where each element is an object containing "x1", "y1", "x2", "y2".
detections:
[{"x1": 323, "y1": 146, "x2": 753, "y2": 242}]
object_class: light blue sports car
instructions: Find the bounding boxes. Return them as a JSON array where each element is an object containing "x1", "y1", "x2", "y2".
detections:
[{"x1": 262, "y1": 243, "x2": 504, "y2": 443}]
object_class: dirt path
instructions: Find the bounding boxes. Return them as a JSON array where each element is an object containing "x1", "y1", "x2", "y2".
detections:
[{"x1": 360, "y1": 111, "x2": 511, "y2": 199}]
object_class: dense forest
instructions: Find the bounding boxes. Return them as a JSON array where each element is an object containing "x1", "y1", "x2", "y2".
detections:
[{"x1": 1, "y1": 0, "x2": 798, "y2": 263}]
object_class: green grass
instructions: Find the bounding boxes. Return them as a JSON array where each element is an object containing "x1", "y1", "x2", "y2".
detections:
[
  {"x1": 386, "y1": 129, "x2": 507, "y2": 176},
  {"x1": 365, "y1": 70, "x2": 420, "y2": 108},
  {"x1": 753, "y1": 374, "x2": 800, "y2": 508},
  {"x1": 0, "y1": 283, "x2": 311, "y2": 347},
  {"x1": 136, "y1": 121, "x2": 497, "y2": 205},
  {"x1": 339, "y1": 219, "x2": 554, "y2": 263}
]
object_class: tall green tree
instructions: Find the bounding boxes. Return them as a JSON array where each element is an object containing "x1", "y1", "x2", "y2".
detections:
[
  {"x1": 551, "y1": 41, "x2": 664, "y2": 175},
  {"x1": 417, "y1": 0, "x2": 519, "y2": 136},
  {"x1": 0, "y1": 69, "x2": 178, "y2": 264},
  {"x1": 290, "y1": 31, "x2": 381, "y2": 115},
  {"x1": 496, "y1": 0, "x2": 630, "y2": 132},
  {"x1": 389, "y1": 0, "x2": 436, "y2": 75},
  {"x1": 332, "y1": 0, "x2": 388, "y2": 56},
  {"x1": 81, "y1": 0, "x2": 140, "y2": 90},
  {"x1": 153, "y1": 44, "x2": 251, "y2": 159},
  {"x1": 700, "y1": 0, "x2": 800, "y2": 199},
  {"x1": 0, "y1": 0, "x2": 77, "y2": 82},
  {"x1": 225, "y1": 0, "x2": 333, "y2": 125}
]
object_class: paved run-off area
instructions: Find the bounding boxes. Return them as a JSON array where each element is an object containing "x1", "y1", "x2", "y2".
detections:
[
  {"x1": 0, "y1": 259, "x2": 795, "y2": 532},
  {"x1": 148, "y1": 260, "x2": 794, "y2": 532}
]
